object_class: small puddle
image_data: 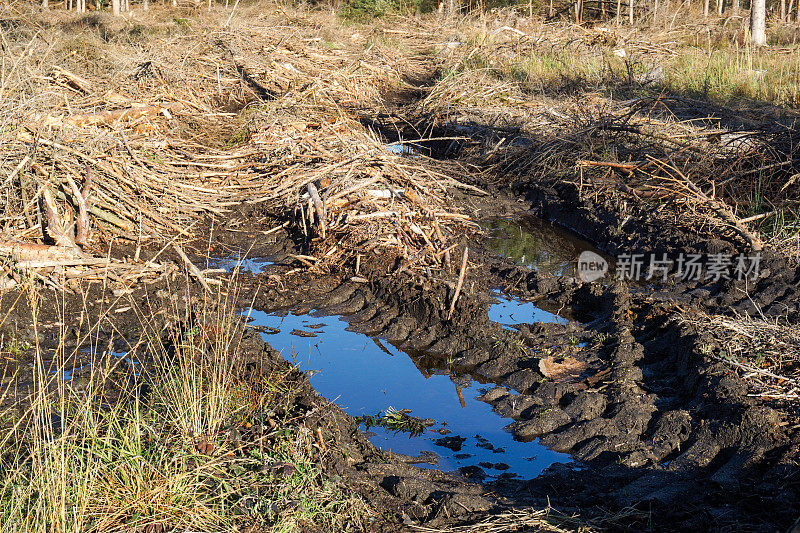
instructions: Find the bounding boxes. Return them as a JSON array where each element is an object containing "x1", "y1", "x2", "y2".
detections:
[
  {"x1": 210, "y1": 255, "x2": 276, "y2": 275},
  {"x1": 386, "y1": 142, "x2": 425, "y2": 158},
  {"x1": 33, "y1": 350, "x2": 141, "y2": 382},
  {"x1": 245, "y1": 307, "x2": 571, "y2": 480},
  {"x1": 489, "y1": 293, "x2": 567, "y2": 329},
  {"x1": 49, "y1": 363, "x2": 92, "y2": 382},
  {"x1": 483, "y1": 216, "x2": 613, "y2": 277}
]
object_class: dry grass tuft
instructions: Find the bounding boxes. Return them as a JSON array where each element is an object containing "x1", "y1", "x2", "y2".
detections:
[{"x1": 0, "y1": 275, "x2": 371, "y2": 532}]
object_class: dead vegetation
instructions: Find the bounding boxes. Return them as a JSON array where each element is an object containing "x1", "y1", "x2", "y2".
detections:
[
  {"x1": 684, "y1": 311, "x2": 800, "y2": 414},
  {"x1": 1, "y1": 4, "x2": 799, "y2": 294},
  {"x1": 0, "y1": 7, "x2": 484, "y2": 291},
  {"x1": 388, "y1": 16, "x2": 800, "y2": 263},
  {"x1": 410, "y1": 506, "x2": 599, "y2": 532}
]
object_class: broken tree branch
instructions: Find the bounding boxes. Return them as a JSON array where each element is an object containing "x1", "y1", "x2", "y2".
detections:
[
  {"x1": 447, "y1": 246, "x2": 469, "y2": 321},
  {"x1": 172, "y1": 243, "x2": 212, "y2": 293}
]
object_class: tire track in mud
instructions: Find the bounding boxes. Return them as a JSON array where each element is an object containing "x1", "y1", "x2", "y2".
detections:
[
  {"x1": 244, "y1": 228, "x2": 799, "y2": 530},
  {"x1": 238, "y1": 78, "x2": 800, "y2": 528}
]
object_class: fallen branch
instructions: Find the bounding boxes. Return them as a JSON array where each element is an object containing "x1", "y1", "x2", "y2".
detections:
[
  {"x1": 64, "y1": 167, "x2": 92, "y2": 246},
  {"x1": 1, "y1": 155, "x2": 31, "y2": 189},
  {"x1": 35, "y1": 103, "x2": 183, "y2": 129},
  {"x1": 0, "y1": 241, "x2": 84, "y2": 262},
  {"x1": 172, "y1": 243, "x2": 212, "y2": 293},
  {"x1": 14, "y1": 258, "x2": 119, "y2": 269},
  {"x1": 307, "y1": 182, "x2": 326, "y2": 239},
  {"x1": 50, "y1": 65, "x2": 93, "y2": 94},
  {"x1": 447, "y1": 246, "x2": 468, "y2": 321}
]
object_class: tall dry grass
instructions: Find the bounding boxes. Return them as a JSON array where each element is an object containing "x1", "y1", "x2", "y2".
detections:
[{"x1": 0, "y1": 273, "x2": 369, "y2": 532}]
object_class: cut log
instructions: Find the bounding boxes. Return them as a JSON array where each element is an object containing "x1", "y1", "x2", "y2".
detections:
[
  {"x1": 65, "y1": 102, "x2": 183, "y2": 126},
  {"x1": 0, "y1": 241, "x2": 85, "y2": 262},
  {"x1": 50, "y1": 66, "x2": 93, "y2": 94}
]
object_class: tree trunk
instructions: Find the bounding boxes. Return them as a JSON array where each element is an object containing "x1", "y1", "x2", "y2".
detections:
[
  {"x1": 616, "y1": 0, "x2": 621, "y2": 23},
  {"x1": 448, "y1": 0, "x2": 457, "y2": 20},
  {"x1": 112, "y1": 0, "x2": 120, "y2": 15},
  {"x1": 732, "y1": 0, "x2": 739, "y2": 14},
  {"x1": 629, "y1": 0, "x2": 633, "y2": 23},
  {"x1": 703, "y1": 0, "x2": 709, "y2": 17},
  {"x1": 717, "y1": 0, "x2": 724, "y2": 15},
  {"x1": 750, "y1": 0, "x2": 767, "y2": 46}
]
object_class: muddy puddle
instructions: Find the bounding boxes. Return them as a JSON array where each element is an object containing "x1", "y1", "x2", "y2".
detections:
[
  {"x1": 245, "y1": 303, "x2": 570, "y2": 479},
  {"x1": 209, "y1": 255, "x2": 278, "y2": 275},
  {"x1": 33, "y1": 349, "x2": 142, "y2": 384},
  {"x1": 488, "y1": 294, "x2": 567, "y2": 329},
  {"x1": 386, "y1": 142, "x2": 420, "y2": 157},
  {"x1": 219, "y1": 215, "x2": 616, "y2": 478},
  {"x1": 483, "y1": 216, "x2": 613, "y2": 278}
]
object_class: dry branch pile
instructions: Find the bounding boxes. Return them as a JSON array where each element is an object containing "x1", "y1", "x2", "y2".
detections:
[
  {"x1": 390, "y1": 18, "x2": 800, "y2": 262},
  {"x1": 410, "y1": 41, "x2": 800, "y2": 258},
  {"x1": 477, "y1": 94, "x2": 800, "y2": 255},
  {"x1": 0, "y1": 9, "x2": 478, "y2": 289},
  {"x1": 250, "y1": 115, "x2": 481, "y2": 273}
]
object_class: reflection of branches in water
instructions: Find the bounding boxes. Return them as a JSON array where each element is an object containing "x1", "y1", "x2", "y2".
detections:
[
  {"x1": 370, "y1": 337, "x2": 394, "y2": 357},
  {"x1": 483, "y1": 216, "x2": 590, "y2": 275}
]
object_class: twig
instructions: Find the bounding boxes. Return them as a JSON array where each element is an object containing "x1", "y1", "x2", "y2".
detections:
[
  {"x1": 447, "y1": 246, "x2": 468, "y2": 321},
  {"x1": 172, "y1": 243, "x2": 212, "y2": 293},
  {"x1": 1, "y1": 154, "x2": 30, "y2": 189}
]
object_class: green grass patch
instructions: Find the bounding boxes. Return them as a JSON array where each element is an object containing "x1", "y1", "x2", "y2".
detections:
[{"x1": 356, "y1": 407, "x2": 428, "y2": 436}]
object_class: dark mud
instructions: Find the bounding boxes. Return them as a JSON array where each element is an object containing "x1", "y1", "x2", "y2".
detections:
[{"x1": 200, "y1": 197, "x2": 796, "y2": 531}]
